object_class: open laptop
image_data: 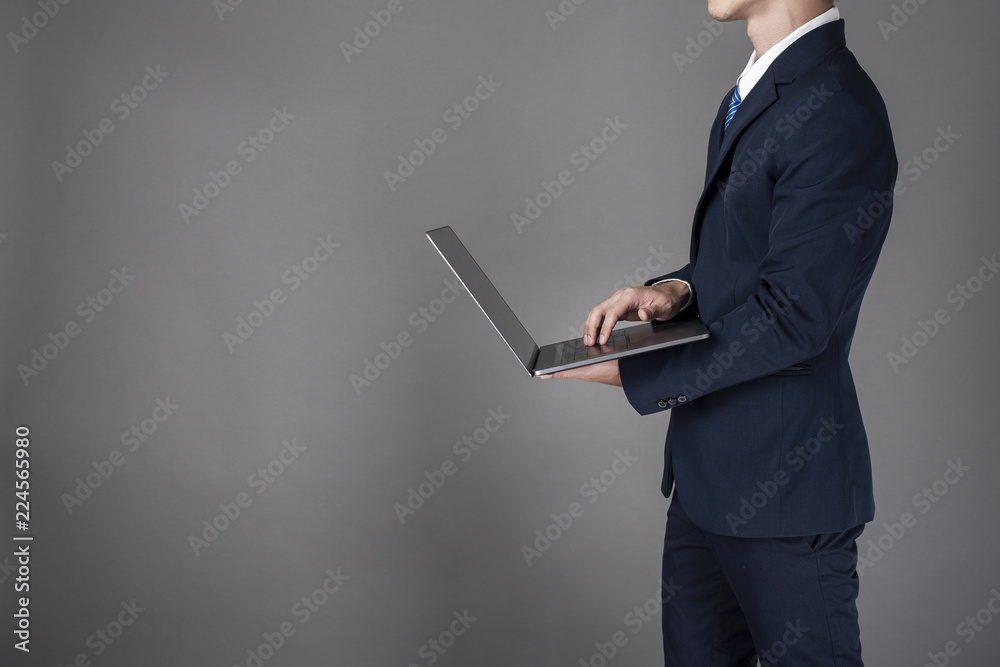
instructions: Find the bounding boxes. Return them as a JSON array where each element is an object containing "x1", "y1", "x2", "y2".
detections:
[{"x1": 426, "y1": 226, "x2": 709, "y2": 376}]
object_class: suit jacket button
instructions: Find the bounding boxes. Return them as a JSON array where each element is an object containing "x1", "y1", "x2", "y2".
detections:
[
  {"x1": 657, "y1": 399, "x2": 668, "y2": 409},
  {"x1": 677, "y1": 395, "x2": 688, "y2": 403},
  {"x1": 667, "y1": 397, "x2": 678, "y2": 406}
]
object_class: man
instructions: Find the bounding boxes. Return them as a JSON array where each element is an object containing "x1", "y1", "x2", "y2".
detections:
[{"x1": 542, "y1": 1, "x2": 896, "y2": 664}]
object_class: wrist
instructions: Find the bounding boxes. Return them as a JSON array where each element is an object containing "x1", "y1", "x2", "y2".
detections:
[{"x1": 653, "y1": 281, "x2": 690, "y2": 312}]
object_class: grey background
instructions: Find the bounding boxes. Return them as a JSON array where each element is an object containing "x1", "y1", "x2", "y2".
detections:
[{"x1": 2, "y1": 0, "x2": 998, "y2": 665}]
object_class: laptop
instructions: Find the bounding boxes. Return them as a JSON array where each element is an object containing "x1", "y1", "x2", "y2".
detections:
[{"x1": 426, "y1": 226, "x2": 709, "y2": 376}]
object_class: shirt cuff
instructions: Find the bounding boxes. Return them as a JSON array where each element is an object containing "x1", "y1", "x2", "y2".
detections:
[{"x1": 653, "y1": 279, "x2": 694, "y2": 311}]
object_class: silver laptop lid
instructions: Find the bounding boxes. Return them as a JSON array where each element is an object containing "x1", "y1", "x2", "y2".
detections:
[{"x1": 426, "y1": 226, "x2": 538, "y2": 372}]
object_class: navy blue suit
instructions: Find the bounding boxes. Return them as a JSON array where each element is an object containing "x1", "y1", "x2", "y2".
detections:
[{"x1": 617, "y1": 20, "x2": 896, "y2": 665}]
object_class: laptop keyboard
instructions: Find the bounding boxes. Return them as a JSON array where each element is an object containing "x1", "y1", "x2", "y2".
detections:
[{"x1": 555, "y1": 329, "x2": 628, "y2": 364}]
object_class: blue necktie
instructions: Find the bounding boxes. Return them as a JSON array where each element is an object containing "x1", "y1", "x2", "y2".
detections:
[{"x1": 724, "y1": 84, "x2": 742, "y2": 132}]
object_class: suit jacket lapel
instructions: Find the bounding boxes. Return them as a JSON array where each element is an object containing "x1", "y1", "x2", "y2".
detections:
[
  {"x1": 708, "y1": 71, "x2": 779, "y2": 186},
  {"x1": 687, "y1": 75, "x2": 779, "y2": 260},
  {"x1": 702, "y1": 91, "x2": 729, "y2": 191}
]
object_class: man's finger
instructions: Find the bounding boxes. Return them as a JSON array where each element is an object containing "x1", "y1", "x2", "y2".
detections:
[
  {"x1": 591, "y1": 291, "x2": 637, "y2": 344},
  {"x1": 583, "y1": 298, "x2": 616, "y2": 345},
  {"x1": 598, "y1": 315, "x2": 618, "y2": 345}
]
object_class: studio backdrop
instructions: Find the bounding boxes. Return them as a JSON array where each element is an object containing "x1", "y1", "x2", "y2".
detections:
[{"x1": 2, "y1": 0, "x2": 998, "y2": 665}]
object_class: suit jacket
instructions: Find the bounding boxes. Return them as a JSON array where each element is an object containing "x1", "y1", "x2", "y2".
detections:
[{"x1": 618, "y1": 20, "x2": 897, "y2": 537}]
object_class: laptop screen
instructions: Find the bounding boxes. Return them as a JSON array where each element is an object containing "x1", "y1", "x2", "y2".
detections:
[{"x1": 426, "y1": 227, "x2": 538, "y2": 372}]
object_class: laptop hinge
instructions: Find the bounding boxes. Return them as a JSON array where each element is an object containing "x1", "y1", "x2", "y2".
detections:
[{"x1": 527, "y1": 346, "x2": 540, "y2": 375}]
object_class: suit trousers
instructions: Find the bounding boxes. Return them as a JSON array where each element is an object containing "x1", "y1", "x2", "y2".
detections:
[{"x1": 661, "y1": 489, "x2": 865, "y2": 666}]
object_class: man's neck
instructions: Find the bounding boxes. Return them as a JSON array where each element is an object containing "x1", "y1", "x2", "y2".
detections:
[{"x1": 746, "y1": 2, "x2": 832, "y2": 59}]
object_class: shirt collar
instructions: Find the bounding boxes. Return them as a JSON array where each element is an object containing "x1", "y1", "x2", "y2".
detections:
[{"x1": 736, "y1": 6, "x2": 840, "y2": 99}]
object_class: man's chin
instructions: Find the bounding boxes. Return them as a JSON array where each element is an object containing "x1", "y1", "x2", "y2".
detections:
[
  {"x1": 707, "y1": 0, "x2": 746, "y2": 23},
  {"x1": 707, "y1": 10, "x2": 741, "y2": 23}
]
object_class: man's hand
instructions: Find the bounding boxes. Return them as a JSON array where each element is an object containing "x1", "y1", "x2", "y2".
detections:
[
  {"x1": 538, "y1": 359, "x2": 621, "y2": 386},
  {"x1": 583, "y1": 281, "x2": 690, "y2": 346},
  {"x1": 538, "y1": 281, "x2": 689, "y2": 386}
]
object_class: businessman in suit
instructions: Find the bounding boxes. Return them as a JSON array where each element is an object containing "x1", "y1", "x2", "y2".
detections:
[{"x1": 542, "y1": 0, "x2": 896, "y2": 664}]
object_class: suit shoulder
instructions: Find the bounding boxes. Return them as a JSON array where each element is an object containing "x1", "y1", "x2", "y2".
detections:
[
  {"x1": 768, "y1": 54, "x2": 897, "y2": 185},
  {"x1": 775, "y1": 51, "x2": 894, "y2": 149},
  {"x1": 825, "y1": 48, "x2": 893, "y2": 124}
]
